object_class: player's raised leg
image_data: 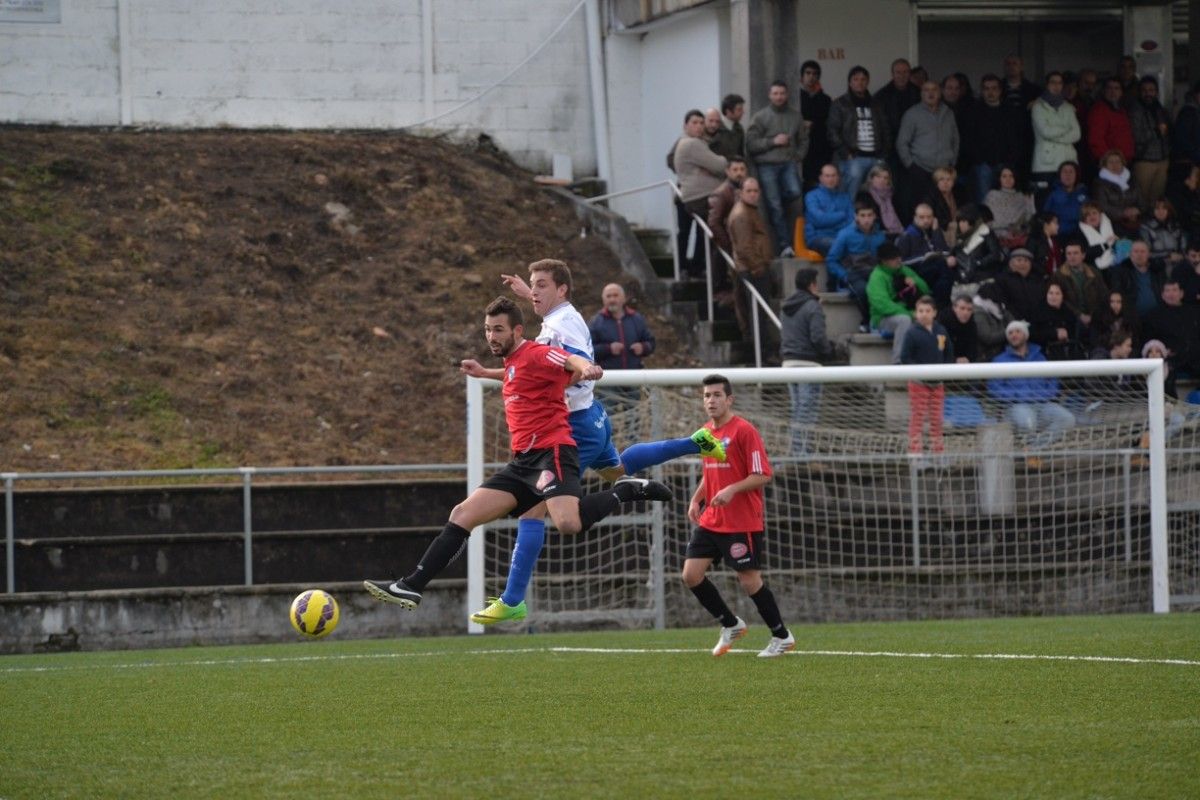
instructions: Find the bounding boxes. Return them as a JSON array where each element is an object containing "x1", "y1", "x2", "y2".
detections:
[{"x1": 618, "y1": 427, "x2": 726, "y2": 475}]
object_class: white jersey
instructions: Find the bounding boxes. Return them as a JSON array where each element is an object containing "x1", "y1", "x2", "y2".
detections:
[{"x1": 537, "y1": 301, "x2": 595, "y2": 413}]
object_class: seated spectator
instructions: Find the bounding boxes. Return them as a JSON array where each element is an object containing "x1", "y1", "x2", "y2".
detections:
[
  {"x1": 1057, "y1": 240, "x2": 1108, "y2": 335},
  {"x1": 984, "y1": 165, "x2": 1036, "y2": 246},
  {"x1": 1113, "y1": 240, "x2": 1167, "y2": 319},
  {"x1": 1027, "y1": 212, "x2": 1063, "y2": 275},
  {"x1": 1167, "y1": 165, "x2": 1200, "y2": 240},
  {"x1": 781, "y1": 267, "x2": 833, "y2": 455},
  {"x1": 900, "y1": 295, "x2": 954, "y2": 456},
  {"x1": 1089, "y1": 329, "x2": 1134, "y2": 362},
  {"x1": 994, "y1": 247, "x2": 1047, "y2": 324},
  {"x1": 1142, "y1": 281, "x2": 1200, "y2": 377},
  {"x1": 1142, "y1": 339, "x2": 1180, "y2": 400},
  {"x1": 926, "y1": 166, "x2": 968, "y2": 243},
  {"x1": 1173, "y1": 243, "x2": 1200, "y2": 305},
  {"x1": 1090, "y1": 290, "x2": 1140, "y2": 352},
  {"x1": 1093, "y1": 149, "x2": 1141, "y2": 237},
  {"x1": 1140, "y1": 198, "x2": 1187, "y2": 268},
  {"x1": 827, "y1": 198, "x2": 886, "y2": 329},
  {"x1": 1030, "y1": 279, "x2": 1083, "y2": 360},
  {"x1": 1031, "y1": 71, "x2": 1081, "y2": 192},
  {"x1": 1041, "y1": 161, "x2": 1088, "y2": 237},
  {"x1": 988, "y1": 321, "x2": 1076, "y2": 448},
  {"x1": 804, "y1": 164, "x2": 854, "y2": 255},
  {"x1": 864, "y1": 164, "x2": 904, "y2": 238},
  {"x1": 1079, "y1": 201, "x2": 1119, "y2": 273},
  {"x1": 897, "y1": 202, "x2": 955, "y2": 306},
  {"x1": 952, "y1": 203, "x2": 1005, "y2": 284},
  {"x1": 588, "y1": 283, "x2": 656, "y2": 371},
  {"x1": 867, "y1": 243, "x2": 930, "y2": 362},
  {"x1": 937, "y1": 293, "x2": 979, "y2": 363}
]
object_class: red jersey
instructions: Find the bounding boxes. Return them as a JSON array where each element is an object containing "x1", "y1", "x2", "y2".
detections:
[
  {"x1": 698, "y1": 414, "x2": 772, "y2": 533},
  {"x1": 501, "y1": 339, "x2": 577, "y2": 453}
]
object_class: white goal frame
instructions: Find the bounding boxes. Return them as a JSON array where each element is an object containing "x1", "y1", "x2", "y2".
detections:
[{"x1": 466, "y1": 359, "x2": 1171, "y2": 633}]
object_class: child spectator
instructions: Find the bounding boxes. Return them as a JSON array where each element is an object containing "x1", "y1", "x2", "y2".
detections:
[
  {"x1": 1027, "y1": 211, "x2": 1063, "y2": 275},
  {"x1": 867, "y1": 243, "x2": 930, "y2": 362},
  {"x1": 827, "y1": 198, "x2": 886, "y2": 331},
  {"x1": 900, "y1": 295, "x2": 955, "y2": 457}
]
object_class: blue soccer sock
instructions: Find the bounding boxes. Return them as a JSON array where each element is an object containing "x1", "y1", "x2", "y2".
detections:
[
  {"x1": 500, "y1": 518, "x2": 545, "y2": 607},
  {"x1": 619, "y1": 436, "x2": 698, "y2": 475}
]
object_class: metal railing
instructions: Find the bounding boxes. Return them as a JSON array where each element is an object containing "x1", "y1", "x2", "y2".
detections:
[
  {"x1": 585, "y1": 180, "x2": 781, "y2": 368},
  {"x1": 1, "y1": 464, "x2": 466, "y2": 593}
]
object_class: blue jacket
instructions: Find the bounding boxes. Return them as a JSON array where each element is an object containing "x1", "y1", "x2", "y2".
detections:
[
  {"x1": 1041, "y1": 182, "x2": 1089, "y2": 237},
  {"x1": 826, "y1": 223, "x2": 886, "y2": 284},
  {"x1": 988, "y1": 343, "x2": 1060, "y2": 403},
  {"x1": 804, "y1": 186, "x2": 854, "y2": 242},
  {"x1": 588, "y1": 308, "x2": 655, "y2": 370}
]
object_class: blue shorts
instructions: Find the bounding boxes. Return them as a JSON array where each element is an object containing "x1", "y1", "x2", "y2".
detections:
[{"x1": 570, "y1": 402, "x2": 620, "y2": 475}]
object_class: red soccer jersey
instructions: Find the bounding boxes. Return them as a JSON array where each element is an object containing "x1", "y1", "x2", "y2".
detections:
[
  {"x1": 501, "y1": 339, "x2": 577, "y2": 453},
  {"x1": 698, "y1": 414, "x2": 772, "y2": 533}
]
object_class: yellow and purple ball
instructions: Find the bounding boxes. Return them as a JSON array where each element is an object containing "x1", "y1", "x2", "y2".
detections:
[{"x1": 289, "y1": 589, "x2": 340, "y2": 638}]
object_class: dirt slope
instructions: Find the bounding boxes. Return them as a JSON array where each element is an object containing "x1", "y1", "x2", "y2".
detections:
[{"x1": 0, "y1": 127, "x2": 693, "y2": 471}]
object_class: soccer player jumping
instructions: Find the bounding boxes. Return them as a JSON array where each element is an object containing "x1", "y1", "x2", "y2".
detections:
[
  {"x1": 683, "y1": 374, "x2": 794, "y2": 658},
  {"x1": 363, "y1": 297, "x2": 672, "y2": 610}
]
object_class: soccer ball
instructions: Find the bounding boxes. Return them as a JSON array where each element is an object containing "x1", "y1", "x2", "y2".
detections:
[{"x1": 289, "y1": 589, "x2": 340, "y2": 638}]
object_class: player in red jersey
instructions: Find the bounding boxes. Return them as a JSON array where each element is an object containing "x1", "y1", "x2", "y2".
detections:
[
  {"x1": 683, "y1": 374, "x2": 795, "y2": 658},
  {"x1": 364, "y1": 297, "x2": 671, "y2": 611}
]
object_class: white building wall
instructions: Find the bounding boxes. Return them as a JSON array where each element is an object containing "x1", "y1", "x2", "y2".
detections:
[
  {"x1": 795, "y1": 0, "x2": 913, "y2": 99},
  {"x1": 0, "y1": 0, "x2": 595, "y2": 173}
]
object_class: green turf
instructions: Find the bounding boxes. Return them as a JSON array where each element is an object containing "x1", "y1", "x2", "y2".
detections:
[{"x1": 2, "y1": 614, "x2": 1198, "y2": 799}]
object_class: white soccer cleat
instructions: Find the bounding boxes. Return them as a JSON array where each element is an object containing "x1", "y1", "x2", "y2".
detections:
[
  {"x1": 757, "y1": 632, "x2": 796, "y2": 658},
  {"x1": 711, "y1": 617, "x2": 748, "y2": 657}
]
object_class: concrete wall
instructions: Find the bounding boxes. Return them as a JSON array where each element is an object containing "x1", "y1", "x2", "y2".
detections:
[
  {"x1": 0, "y1": 0, "x2": 595, "y2": 173},
  {"x1": 795, "y1": 0, "x2": 913, "y2": 102}
]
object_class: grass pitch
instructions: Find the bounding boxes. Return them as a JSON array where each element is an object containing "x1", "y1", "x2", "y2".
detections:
[{"x1": 2, "y1": 614, "x2": 1197, "y2": 799}]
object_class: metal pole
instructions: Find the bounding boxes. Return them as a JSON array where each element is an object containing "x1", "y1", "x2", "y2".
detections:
[
  {"x1": 650, "y1": 386, "x2": 666, "y2": 630},
  {"x1": 703, "y1": 226, "x2": 714, "y2": 325},
  {"x1": 669, "y1": 185, "x2": 680, "y2": 281},
  {"x1": 1122, "y1": 451, "x2": 1132, "y2": 563},
  {"x1": 751, "y1": 293, "x2": 762, "y2": 368},
  {"x1": 5, "y1": 475, "x2": 14, "y2": 593},
  {"x1": 584, "y1": 0, "x2": 612, "y2": 190},
  {"x1": 910, "y1": 461, "x2": 921, "y2": 567},
  {"x1": 240, "y1": 468, "x2": 255, "y2": 586},
  {"x1": 1146, "y1": 362, "x2": 1170, "y2": 612},
  {"x1": 466, "y1": 377, "x2": 486, "y2": 633}
]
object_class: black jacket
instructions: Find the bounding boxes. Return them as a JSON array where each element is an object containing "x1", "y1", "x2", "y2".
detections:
[
  {"x1": 994, "y1": 268, "x2": 1048, "y2": 323},
  {"x1": 936, "y1": 306, "x2": 979, "y2": 362}
]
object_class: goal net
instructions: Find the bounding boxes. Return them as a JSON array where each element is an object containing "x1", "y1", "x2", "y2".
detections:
[{"x1": 466, "y1": 360, "x2": 1197, "y2": 633}]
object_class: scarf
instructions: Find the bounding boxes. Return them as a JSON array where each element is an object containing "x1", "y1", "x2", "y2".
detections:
[
  {"x1": 962, "y1": 223, "x2": 991, "y2": 254},
  {"x1": 869, "y1": 185, "x2": 902, "y2": 233},
  {"x1": 804, "y1": 81, "x2": 823, "y2": 96},
  {"x1": 1041, "y1": 90, "x2": 1065, "y2": 109},
  {"x1": 1099, "y1": 167, "x2": 1131, "y2": 191}
]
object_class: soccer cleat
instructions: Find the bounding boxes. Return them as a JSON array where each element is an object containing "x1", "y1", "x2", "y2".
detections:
[
  {"x1": 691, "y1": 427, "x2": 727, "y2": 462},
  {"x1": 363, "y1": 578, "x2": 422, "y2": 610},
  {"x1": 757, "y1": 632, "x2": 796, "y2": 658},
  {"x1": 712, "y1": 617, "x2": 748, "y2": 657},
  {"x1": 470, "y1": 597, "x2": 528, "y2": 625},
  {"x1": 613, "y1": 476, "x2": 673, "y2": 502}
]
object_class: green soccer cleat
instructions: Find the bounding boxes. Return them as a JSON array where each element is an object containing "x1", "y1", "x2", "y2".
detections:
[
  {"x1": 691, "y1": 427, "x2": 727, "y2": 462},
  {"x1": 470, "y1": 597, "x2": 528, "y2": 625}
]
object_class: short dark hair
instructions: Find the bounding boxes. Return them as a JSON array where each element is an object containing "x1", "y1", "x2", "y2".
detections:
[
  {"x1": 877, "y1": 243, "x2": 901, "y2": 262},
  {"x1": 1044, "y1": 71, "x2": 1064, "y2": 86},
  {"x1": 485, "y1": 296, "x2": 523, "y2": 328},
  {"x1": 980, "y1": 73, "x2": 1002, "y2": 89},
  {"x1": 528, "y1": 258, "x2": 573, "y2": 298},
  {"x1": 770, "y1": 80, "x2": 788, "y2": 91},
  {"x1": 854, "y1": 197, "x2": 878, "y2": 214},
  {"x1": 801, "y1": 60, "x2": 821, "y2": 76},
  {"x1": 1109, "y1": 330, "x2": 1133, "y2": 349},
  {"x1": 848, "y1": 65, "x2": 869, "y2": 83},
  {"x1": 891, "y1": 58, "x2": 911, "y2": 70},
  {"x1": 721, "y1": 93, "x2": 744, "y2": 115},
  {"x1": 728, "y1": 155, "x2": 747, "y2": 166},
  {"x1": 684, "y1": 108, "x2": 703, "y2": 124},
  {"x1": 1140, "y1": 75, "x2": 1159, "y2": 89},
  {"x1": 915, "y1": 295, "x2": 936, "y2": 310},
  {"x1": 1063, "y1": 239, "x2": 1086, "y2": 253},
  {"x1": 1104, "y1": 76, "x2": 1123, "y2": 90},
  {"x1": 702, "y1": 373, "x2": 732, "y2": 397},
  {"x1": 795, "y1": 267, "x2": 820, "y2": 290}
]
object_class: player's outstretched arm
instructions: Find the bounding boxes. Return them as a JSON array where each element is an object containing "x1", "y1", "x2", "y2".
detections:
[
  {"x1": 500, "y1": 273, "x2": 533, "y2": 300},
  {"x1": 563, "y1": 353, "x2": 602, "y2": 385},
  {"x1": 460, "y1": 359, "x2": 504, "y2": 381}
]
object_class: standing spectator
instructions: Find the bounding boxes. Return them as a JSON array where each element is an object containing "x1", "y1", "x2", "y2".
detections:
[
  {"x1": 875, "y1": 58, "x2": 922, "y2": 215},
  {"x1": 1027, "y1": 212, "x2": 1063, "y2": 275},
  {"x1": 1030, "y1": 72, "x2": 1081, "y2": 192},
  {"x1": 716, "y1": 94, "x2": 747, "y2": 159},
  {"x1": 1142, "y1": 281, "x2": 1200, "y2": 377},
  {"x1": 867, "y1": 243, "x2": 930, "y2": 362},
  {"x1": 897, "y1": 82, "x2": 960, "y2": 215},
  {"x1": 987, "y1": 321, "x2": 1076, "y2": 449},
  {"x1": 708, "y1": 156, "x2": 748, "y2": 255},
  {"x1": 1030, "y1": 279, "x2": 1083, "y2": 360},
  {"x1": 827, "y1": 65, "x2": 890, "y2": 202},
  {"x1": 1171, "y1": 82, "x2": 1200, "y2": 178},
  {"x1": 1090, "y1": 289, "x2": 1140, "y2": 349},
  {"x1": 900, "y1": 296, "x2": 954, "y2": 457},
  {"x1": 705, "y1": 108, "x2": 737, "y2": 159},
  {"x1": 1087, "y1": 78, "x2": 1135, "y2": 165},
  {"x1": 941, "y1": 73, "x2": 973, "y2": 179},
  {"x1": 1041, "y1": 161, "x2": 1089, "y2": 237},
  {"x1": 937, "y1": 293, "x2": 979, "y2": 362},
  {"x1": 799, "y1": 60, "x2": 832, "y2": 192},
  {"x1": 827, "y1": 198, "x2": 886, "y2": 329},
  {"x1": 728, "y1": 178, "x2": 780, "y2": 359},
  {"x1": 1079, "y1": 201, "x2": 1120, "y2": 273},
  {"x1": 674, "y1": 109, "x2": 729, "y2": 277},
  {"x1": 1093, "y1": 150, "x2": 1141, "y2": 237},
  {"x1": 1129, "y1": 76, "x2": 1171, "y2": 212},
  {"x1": 966, "y1": 74, "x2": 1026, "y2": 204},
  {"x1": 865, "y1": 164, "x2": 904, "y2": 238},
  {"x1": 1001, "y1": 54, "x2": 1039, "y2": 172},
  {"x1": 1141, "y1": 198, "x2": 1187, "y2": 267},
  {"x1": 952, "y1": 203, "x2": 1005, "y2": 283},
  {"x1": 1173, "y1": 243, "x2": 1200, "y2": 305},
  {"x1": 984, "y1": 165, "x2": 1037, "y2": 246},
  {"x1": 1168, "y1": 165, "x2": 1200, "y2": 240},
  {"x1": 780, "y1": 267, "x2": 832, "y2": 456},
  {"x1": 804, "y1": 163, "x2": 853, "y2": 255},
  {"x1": 588, "y1": 283, "x2": 655, "y2": 371},
  {"x1": 746, "y1": 81, "x2": 809, "y2": 256},
  {"x1": 910, "y1": 65, "x2": 929, "y2": 90},
  {"x1": 1116, "y1": 56, "x2": 1139, "y2": 105},
  {"x1": 1057, "y1": 240, "x2": 1108, "y2": 332},
  {"x1": 995, "y1": 247, "x2": 1047, "y2": 324},
  {"x1": 1073, "y1": 68, "x2": 1101, "y2": 180},
  {"x1": 1113, "y1": 240, "x2": 1167, "y2": 319},
  {"x1": 897, "y1": 202, "x2": 955, "y2": 306},
  {"x1": 927, "y1": 166, "x2": 968, "y2": 242}
]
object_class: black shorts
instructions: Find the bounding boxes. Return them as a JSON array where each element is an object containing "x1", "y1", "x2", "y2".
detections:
[
  {"x1": 685, "y1": 528, "x2": 765, "y2": 571},
  {"x1": 480, "y1": 445, "x2": 583, "y2": 517}
]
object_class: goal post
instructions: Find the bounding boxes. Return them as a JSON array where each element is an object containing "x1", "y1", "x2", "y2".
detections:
[{"x1": 466, "y1": 359, "x2": 1191, "y2": 633}]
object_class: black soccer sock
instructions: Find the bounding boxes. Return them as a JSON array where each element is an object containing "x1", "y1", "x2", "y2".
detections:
[
  {"x1": 689, "y1": 578, "x2": 738, "y2": 628},
  {"x1": 750, "y1": 584, "x2": 789, "y2": 639},
  {"x1": 578, "y1": 489, "x2": 621, "y2": 533},
  {"x1": 403, "y1": 522, "x2": 470, "y2": 591}
]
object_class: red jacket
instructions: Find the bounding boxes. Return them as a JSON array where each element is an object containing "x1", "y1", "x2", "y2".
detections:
[{"x1": 1087, "y1": 101, "x2": 1134, "y2": 162}]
